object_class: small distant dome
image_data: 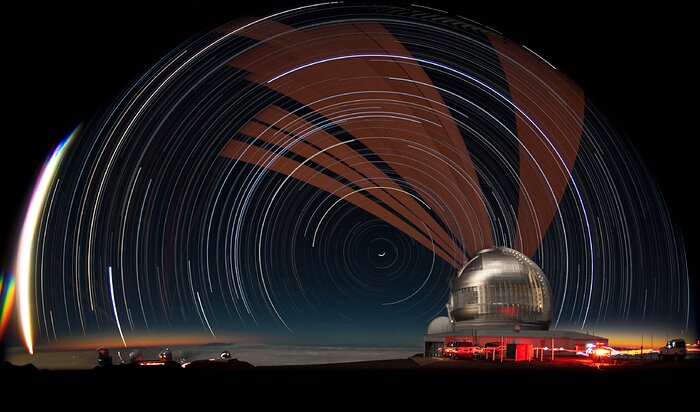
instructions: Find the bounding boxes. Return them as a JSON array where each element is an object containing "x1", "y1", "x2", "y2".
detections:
[
  {"x1": 427, "y1": 316, "x2": 454, "y2": 334},
  {"x1": 159, "y1": 348, "x2": 173, "y2": 362},
  {"x1": 97, "y1": 347, "x2": 110, "y2": 359},
  {"x1": 128, "y1": 349, "x2": 142, "y2": 363}
]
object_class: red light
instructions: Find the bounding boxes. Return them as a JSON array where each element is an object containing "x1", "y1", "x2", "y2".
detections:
[
  {"x1": 499, "y1": 306, "x2": 518, "y2": 316},
  {"x1": 594, "y1": 348, "x2": 608, "y2": 357}
]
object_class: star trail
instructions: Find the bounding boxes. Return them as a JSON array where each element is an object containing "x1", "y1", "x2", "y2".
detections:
[{"x1": 11, "y1": 4, "x2": 693, "y2": 352}]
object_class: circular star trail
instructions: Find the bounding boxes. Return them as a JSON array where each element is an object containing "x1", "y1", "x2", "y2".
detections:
[{"x1": 16, "y1": 4, "x2": 692, "y2": 350}]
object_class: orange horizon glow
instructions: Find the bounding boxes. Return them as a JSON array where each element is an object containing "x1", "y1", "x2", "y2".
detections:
[
  {"x1": 12, "y1": 329, "x2": 697, "y2": 353},
  {"x1": 593, "y1": 329, "x2": 698, "y2": 348},
  {"x1": 26, "y1": 332, "x2": 265, "y2": 352}
]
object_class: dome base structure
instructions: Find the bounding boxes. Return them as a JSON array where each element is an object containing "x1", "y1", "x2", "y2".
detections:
[{"x1": 423, "y1": 247, "x2": 608, "y2": 359}]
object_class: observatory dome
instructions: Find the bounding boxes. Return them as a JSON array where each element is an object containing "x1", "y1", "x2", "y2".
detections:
[
  {"x1": 447, "y1": 247, "x2": 552, "y2": 330},
  {"x1": 427, "y1": 316, "x2": 454, "y2": 334}
]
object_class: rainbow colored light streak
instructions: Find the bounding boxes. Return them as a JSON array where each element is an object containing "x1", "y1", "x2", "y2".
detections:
[
  {"x1": 0, "y1": 272, "x2": 16, "y2": 340},
  {"x1": 15, "y1": 129, "x2": 76, "y2": 354}
]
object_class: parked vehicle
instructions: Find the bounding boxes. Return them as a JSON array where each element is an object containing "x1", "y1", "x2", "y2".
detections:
[
  {"x1": 441, "y1": 340, "x2": 480, "y2": 359},
  {"x1": 659, "y1": 339, "x2": 686, "y2": 361}
]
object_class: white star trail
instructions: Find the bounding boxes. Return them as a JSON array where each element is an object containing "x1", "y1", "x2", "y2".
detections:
[{"x1": 108, "y1": 266, "x2": 127, "y2": 347}]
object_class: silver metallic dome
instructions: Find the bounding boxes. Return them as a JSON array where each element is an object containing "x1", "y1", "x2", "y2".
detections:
[
  {"x1": 427, "y1": 316, "x2": 454, "y2": 334},
  {"x1": 447, "y1": 247, "x2": 551, "y2": 330}
]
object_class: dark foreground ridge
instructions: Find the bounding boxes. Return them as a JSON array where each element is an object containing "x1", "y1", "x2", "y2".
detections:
[{"x1": 3, "y1": 357, "x2": 698, "y2": 392}]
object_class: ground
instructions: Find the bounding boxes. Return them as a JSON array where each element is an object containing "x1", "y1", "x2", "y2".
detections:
[{"x1": 4, "y1": 356, "x2": 697, "y2": 394}]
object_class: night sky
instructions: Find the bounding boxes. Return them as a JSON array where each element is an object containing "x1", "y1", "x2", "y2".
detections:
[{"x1": 3, "y1": 2, "x2": 697, "y2": 350}]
